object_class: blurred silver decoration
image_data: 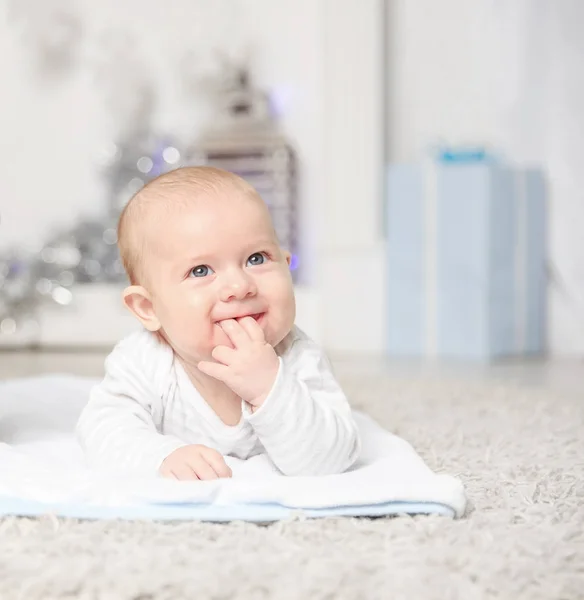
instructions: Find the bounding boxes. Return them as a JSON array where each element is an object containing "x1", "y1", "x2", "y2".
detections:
[
  {"x1": 0, "y1": 131, "x2": 186, "y2": 336},
  {"x1": 102, "y1": 132, "x2": 185, "y2": 220},
  {"x1": 0, "y1": 248, "x2": 71, "y2": 337},
  {"x1": 7, "y1": 0, "x2": 83, "y2": 80},
  {"x1": 186, "y1": 53, "x2": 300, "y2": 279},
  {"x1": 0, "y1": 32, "x2": 188, "y2": 334}
]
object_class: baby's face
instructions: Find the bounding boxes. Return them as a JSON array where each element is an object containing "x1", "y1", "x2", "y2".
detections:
[{"x1": 143, "y1": 194, "x2": 295, "y2": 361}]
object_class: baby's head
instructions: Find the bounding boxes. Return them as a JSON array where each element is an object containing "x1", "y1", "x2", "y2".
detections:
[{"x1": 118, "y1": 166, "x2": 296, "y2": 361}]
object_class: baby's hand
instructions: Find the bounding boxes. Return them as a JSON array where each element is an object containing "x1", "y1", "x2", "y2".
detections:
[
  {"x1": 198, "y1": 317, "x2": 279, "y2": 408},
  {"x1": 160, "y1": 445, "x2": 232, "y2": 481}
]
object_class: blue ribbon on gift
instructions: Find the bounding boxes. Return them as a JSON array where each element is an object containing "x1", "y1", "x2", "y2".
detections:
[{"x1": 436, "y1": 147, "x2": 489, "y2": 164}]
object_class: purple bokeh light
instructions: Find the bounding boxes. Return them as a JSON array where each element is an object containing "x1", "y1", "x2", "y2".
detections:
[{"x1": 268, "y1": 86, "x2": 293, "y2": 120}]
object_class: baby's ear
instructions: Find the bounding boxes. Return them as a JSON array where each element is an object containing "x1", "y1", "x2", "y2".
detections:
[
  {"x1": 283, "y1": 251, "x2": 292, "y2": 266},
  {"x1": 122, "y1": 286, "x2": 161, "y2": 331}
]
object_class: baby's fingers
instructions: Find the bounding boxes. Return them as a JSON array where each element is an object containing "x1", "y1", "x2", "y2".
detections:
[
  {"x1": 219, "y1": 319, "x2": 250, "y2": 349},
  {"x1": 189, "y1": 456, "x2": 220, "y2": 481},
  {"x1": 171, "y1": 463, "x2": 200, "y2": 481},
  {"x1": 201, "y1": 448, "x2": 233, "y2": 479},
  {"x1": 237, "y1": 316, "x2": 266, "y2": 343},
  {"x1": 197, "y1": 360, "x2": 230, "y2": 383},
  {"x1": 159, "y1": 461, "x2": 199, "y2": 481}
]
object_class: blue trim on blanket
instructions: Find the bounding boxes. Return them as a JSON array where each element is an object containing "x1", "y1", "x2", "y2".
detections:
[{"x1": 0, "y1": 496, "x2": 455, "y2": 521}]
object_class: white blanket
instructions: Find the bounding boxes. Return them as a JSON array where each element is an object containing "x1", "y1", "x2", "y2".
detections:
[{"x1": 0, "y1": 375, "x2": 466, "y2": 521}]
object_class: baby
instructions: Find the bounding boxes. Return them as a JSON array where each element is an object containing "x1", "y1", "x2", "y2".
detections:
[{"x1": 76, "y1": 166, "x2": 361, "y2": 480}]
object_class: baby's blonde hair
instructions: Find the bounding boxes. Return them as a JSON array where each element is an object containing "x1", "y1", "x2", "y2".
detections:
[{"x1": 117, "y1": 166, "x2": 263, "y2": 286}]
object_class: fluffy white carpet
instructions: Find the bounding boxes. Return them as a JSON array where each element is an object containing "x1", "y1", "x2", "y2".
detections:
[{"x1": 0, "y1": 371, "x2": 582, "y2": 599}]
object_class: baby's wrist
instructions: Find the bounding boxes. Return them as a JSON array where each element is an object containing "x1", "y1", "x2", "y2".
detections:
[
  {"x1": 247, "y1": 391, "x2": 268, "y2": 409},
  {"x1": 246, "y1": 361, "x2": 280, "y2": 408}
]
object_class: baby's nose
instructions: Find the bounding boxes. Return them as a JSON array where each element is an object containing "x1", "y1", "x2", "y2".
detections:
[{"x1": 220, "y1": 273, "x2": 257, "y2": 302}]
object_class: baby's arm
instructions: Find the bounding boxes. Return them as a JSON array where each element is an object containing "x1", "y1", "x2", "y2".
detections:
[
  {"x1": 76, "y1": 342, "x2": 187, "y2": 474},
  {"x1": 244, "y1": 338, "x2": 361, "y2": 477}
]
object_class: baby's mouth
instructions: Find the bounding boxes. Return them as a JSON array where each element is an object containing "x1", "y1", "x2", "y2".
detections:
[
  {"x1": 239, "y1": 312, "x2": 265, "y2": 325},
  {"x1": 216, "y1": 312, "x2": 266, "y2": 326}
]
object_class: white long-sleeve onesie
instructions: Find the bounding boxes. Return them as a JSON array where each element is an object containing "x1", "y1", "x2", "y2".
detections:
[{"x1": 76, "y1": 326, "x2": 361, "y2": 477}]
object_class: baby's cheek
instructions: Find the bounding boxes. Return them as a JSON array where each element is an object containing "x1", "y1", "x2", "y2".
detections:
[
  {"x1": 275, "y1": 280, "x2": 295, "y2": 316},
  {"x1": 183, "y1": 291, "x2": 214, "y2": 321},
  {"x1": 277, "y1": 286, "x2": 297, "y2": 337},
  {"x1": 184, "y1": 288, "x2": 209, "y2": 309},
  {"x1": 170, "y1": 294, "x2": 213, "y2": 336}
]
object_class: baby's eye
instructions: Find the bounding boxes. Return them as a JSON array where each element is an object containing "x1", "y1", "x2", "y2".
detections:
[
  {"x1": 189, "y1": 265, "x2": 214, "y2": 278},
  {"x1": 246, "y1": 252, "x2": 267, "y2": 267}
]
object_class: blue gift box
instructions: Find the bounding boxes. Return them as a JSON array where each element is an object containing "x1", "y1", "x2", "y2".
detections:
[{"x1": 386, "y1": 161, "x2": 547, "y2": 360}]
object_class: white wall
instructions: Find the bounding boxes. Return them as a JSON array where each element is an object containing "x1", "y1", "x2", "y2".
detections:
[
  {"x1": 319, "y1": 1, "x2": 386, "y2": 354},
  {"x1": 386, "y1": 0, "x2": 584, "y2": 357},
  {"x1": 386, "y1": 0, "x2": 493, "y2": 161}
]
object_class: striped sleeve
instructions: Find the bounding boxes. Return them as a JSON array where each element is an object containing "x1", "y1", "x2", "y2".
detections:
[
  {"x1": 75, "y1": 332, "x2": 187, "y2": 474},
  {"x1": 243, "y1": 336, "x2": 361, "y2": 476}
]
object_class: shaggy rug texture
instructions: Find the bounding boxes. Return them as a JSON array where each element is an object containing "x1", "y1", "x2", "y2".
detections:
[{"x1": 0, "y1": 372, "x2": 582, "y2": 599}]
